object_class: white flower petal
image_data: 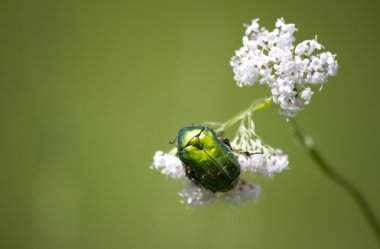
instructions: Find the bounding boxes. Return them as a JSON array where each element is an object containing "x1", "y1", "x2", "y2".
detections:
[
  {"x1": 152, "y1": 151, "x2": 186, "y2": 179},
  {"x1": 301, "y1": 88, "x2": 313, "y2": 104},
  {"x1": 220, "y1": 180, "x2": 261, "y2": 205},
  {"x1": 179, "y1": 181, "x2": 216, "y2": 206},
  {"x1": 231, "y1": 18, "x2": 338, "y2": 117}
]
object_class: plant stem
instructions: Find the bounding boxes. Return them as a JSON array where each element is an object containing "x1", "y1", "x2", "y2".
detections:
[
  {"x1": 215, "y1": 98, "x2": 272, "y2": 133},
  {"x1": 290, "y1": 119, "x2": 380, "y2": 246},
  {"x1": 207, "y1": 97, "x2": 380, "y2": 245}
]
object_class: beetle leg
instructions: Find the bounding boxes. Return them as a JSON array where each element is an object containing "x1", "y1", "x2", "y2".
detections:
[
  {"x1": 184, "y1": 163, "x2": 200, "y2": 185},
  {"x1": 220, "y1": 137, "x2": 233, "y2": 150}
]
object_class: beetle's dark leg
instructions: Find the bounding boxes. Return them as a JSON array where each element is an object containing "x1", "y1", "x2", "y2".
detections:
[
  {"x1": 184, "y1": 164, "x2": 199, "y2": 184},
  {"x1": 220, "y1": 137, "x2": 233, "y2": 150}
]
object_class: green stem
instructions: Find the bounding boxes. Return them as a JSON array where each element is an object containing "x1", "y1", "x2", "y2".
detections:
[
  {"x1": 205, "y1": 97, "x2": 379, "y2": 245},
  {"x1": 290, "y1": 119, "x2": 380, "y2": 246},
  {"x1": 215, "y1": 98, "x2": 273, "y2": 133}
]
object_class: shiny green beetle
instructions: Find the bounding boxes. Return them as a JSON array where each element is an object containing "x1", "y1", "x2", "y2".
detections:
[{"x1": 177, "y1": 125, "x2": 240, "y2": 192}]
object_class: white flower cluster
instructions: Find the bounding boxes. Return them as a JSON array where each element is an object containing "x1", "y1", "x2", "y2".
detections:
[
  {"x1": 151, "y1": 150, "x2": 185, "y2": 179},
  {"x1": 237, "y1": 152, "x2": 288, "y2": 178},
  {"x1": 179, "y1": 181, "x2": 261, "y2": 206},
  {"x1": 231, "y1": 18, "x2": 338, "y2": 116},
  {"x1": 151, "y1": 120, "x2": 286, "y2": 206},
  {"x1": 231, "y1": 116, "x2": 289, "y2": 178},
  {"x1": 152, "y1": 149, "x2": 261, "y2": 206}
]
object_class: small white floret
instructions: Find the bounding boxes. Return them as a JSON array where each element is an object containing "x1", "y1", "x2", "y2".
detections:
[
  {"x1": 220, "y1": 180, "x2": 261, "y2": 205},
  {"x1": 231, "y1": 18, "x2": 338, "y2": 116},
  {"x1": 301, "y1": 88, "x2": 313, "y2": 104},
  {"x1": 179, "y1": 181, "x2": 216, "y2": 206},
  {"x1": 152, "y1": 151, "x2": 186, "y2": 179}
]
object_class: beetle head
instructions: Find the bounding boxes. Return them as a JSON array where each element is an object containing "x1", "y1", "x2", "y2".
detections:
[{"x1": 177, "y1": 125, "x2": 205, "y2": 151}]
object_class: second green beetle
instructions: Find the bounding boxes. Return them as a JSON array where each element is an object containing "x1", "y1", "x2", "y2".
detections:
[{"x1": 177, "y1": 125, "x2": 241, "y2": 192}]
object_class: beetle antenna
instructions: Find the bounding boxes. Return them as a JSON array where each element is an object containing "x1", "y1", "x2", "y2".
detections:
[{"x1": 169, "y1": 137, "x2": 177, "y2": 144}]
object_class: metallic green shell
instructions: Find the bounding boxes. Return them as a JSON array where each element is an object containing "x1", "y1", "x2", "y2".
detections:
[{"x1": 177, "y1": 125, "x2": 240, "y2": 192}]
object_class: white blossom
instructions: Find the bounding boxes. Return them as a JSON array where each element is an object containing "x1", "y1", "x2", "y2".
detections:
[
  {"x1": 301, "y1": 87, "x2": 313, "y2": 104},
  {"x1": 152, "y1": 150, "x2": 185, "y2": 179},
  {"x1": 180, "y1": 180, "x2": 261, "y2": 206},
  {"x1": 219, "y1": 180, "x2": 261, "y2": 205},
  {"x1": 237, "y1": 152, "x2": 289, "y2": 178},
  {"x1": 231, "y1": 18, "x2": 338, "y2": 116},
  {"x1": 231, "y1": 116, "x2": 289, "y2": 178},
  {"x1": 151, "y1": 145, "x2": 265, "y2": 206},
  {"x1": 179, "y1": 181, "x2": 216, "y2": 206}
]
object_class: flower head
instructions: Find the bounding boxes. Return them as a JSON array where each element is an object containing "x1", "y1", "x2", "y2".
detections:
[
  {"x1": 151, "y1": 149, "x2": 185, "y2": 179},
  {"x1": 231, "y1": 114, "x2": 289, "y2": 178},
  {"x1": 179, "y1": 180, "x2": 261, "y2": 206},
  {"x1": 152, "y1": 149, "x2": 262, "y2": 206},
  {"x1": 231, "y1": 18, "x2": 338, "y2": 116},
  {"x1": 151, "y1": 118, "x2": 288, "y2": 206}
]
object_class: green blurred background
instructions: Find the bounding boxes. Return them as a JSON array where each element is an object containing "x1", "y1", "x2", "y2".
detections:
[{"x1": 1, "y1": 0, "x2": 380, "y2": 248}]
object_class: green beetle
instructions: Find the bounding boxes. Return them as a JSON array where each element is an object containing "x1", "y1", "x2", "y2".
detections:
[{"x1": 177, "y1": 125, "x2": 240, "y2": 192}]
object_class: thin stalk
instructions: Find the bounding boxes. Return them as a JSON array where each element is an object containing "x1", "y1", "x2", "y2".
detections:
[
  {"x1": 205, "y1": 97, "x2": 379, "y2": 245},
  {"x1": 215, "y1": 98, "x2": 272, "y2": 133},
  {"x1": 290, "y1": 119, "x2": 380, "y2": 246}
]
